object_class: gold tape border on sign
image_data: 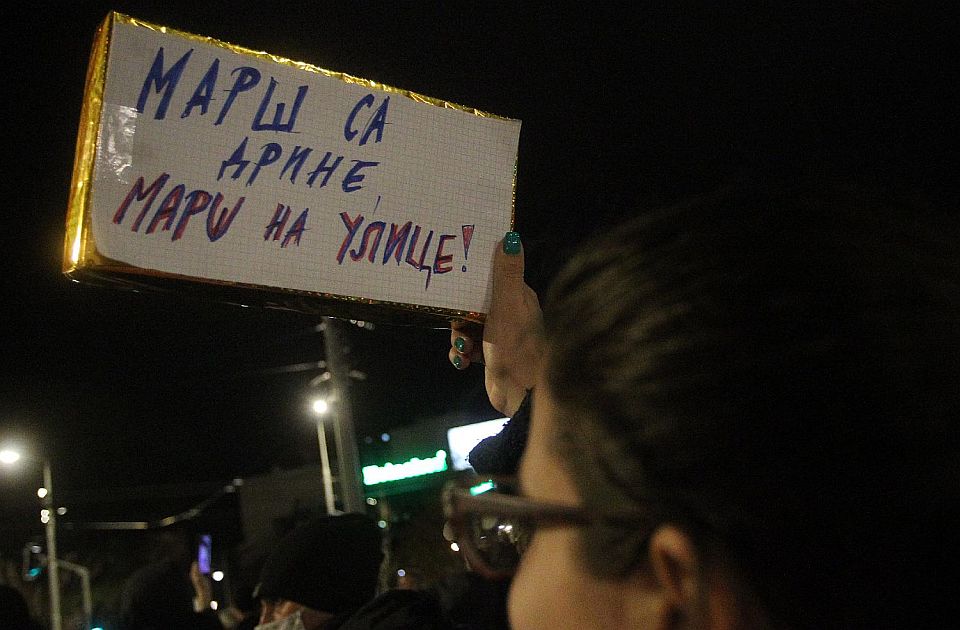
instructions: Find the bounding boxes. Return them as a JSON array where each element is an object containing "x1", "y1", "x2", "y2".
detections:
[{"x1": 63, "y1": 11, "x2": 519, "y2": 327}]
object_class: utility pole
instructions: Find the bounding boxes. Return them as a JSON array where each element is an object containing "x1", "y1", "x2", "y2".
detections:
[
  {"x1": 315, "y1": 414, "x2": 337, "y2": 515},
  {"x1": 321, "y1": 317, "x2": 365, "y2": 513},
  {"x1": 42, "y1": 460, "x2": 62, "y2": 630}
]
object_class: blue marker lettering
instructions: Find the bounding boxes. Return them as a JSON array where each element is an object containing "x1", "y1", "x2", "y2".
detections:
[
  {"x1": 337, "y1": 212, "x2": 365, "y2": 264},
  {"x1": 136, "y1": 48, "x2": 193, "y2": 120},
  {"x1": 264, "y1": 204, "x2": 291, "y2": 241},
  {"x1": 281, "y1": 209, "x2": 309, "y2": 247},
  {"x1": 306, "y1": 152, "x2": 344, "y2": 188},
  {"x1": 181, "y1": 58, "x2": 220, "y2": 119},
  {"x1": 341, "y1": 160, "x2": 379, "y2": 193},
  {"x1": 215, "y1": 66, "x2": 260, "y2": 126},
  {"x1": 252, "y1": 78, "x2": 308, "y2": 133}
]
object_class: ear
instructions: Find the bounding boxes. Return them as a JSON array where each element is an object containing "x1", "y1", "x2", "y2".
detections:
[
  {"x1": 645, "y1": 525, "x2": 741, "y2": 630},
  {"x1": 646, "y1": 525, "x2": 704, "y2": 629}
]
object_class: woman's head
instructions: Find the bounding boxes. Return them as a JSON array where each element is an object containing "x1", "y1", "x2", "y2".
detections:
[{"x1": 510, "y1": 183, "x2": 960, "y2": 629}]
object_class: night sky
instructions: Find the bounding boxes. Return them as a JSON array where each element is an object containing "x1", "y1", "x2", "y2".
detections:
[{"x1": 1, "y1": 2, "x2": 954, "y2": 538}]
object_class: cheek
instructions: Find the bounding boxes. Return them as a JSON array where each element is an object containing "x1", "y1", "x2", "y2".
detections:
[
  {"x1": 508, "y1": 528, "x2": 569, "y2": 630},
  {"x1": 508, "y1": 527, "x2": 623, "y2": 630}
]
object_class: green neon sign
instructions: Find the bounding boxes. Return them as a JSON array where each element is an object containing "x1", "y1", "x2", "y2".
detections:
[{"x1": 362, "y1": 450, "x2": 449, "y2": 486}]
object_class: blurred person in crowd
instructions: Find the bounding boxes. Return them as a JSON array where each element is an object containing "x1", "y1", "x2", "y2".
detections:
[
  {"x1": 334, "y1": 403, "x2": 521, "y2": 629},
  {"x1": 118, "y1": 530, "x2": 222, "y2": 629},
  {"x1": 251, "y1": 512, "x2": 383, "y2": 630},
  {"x1": 222, "y1": 577, "x2": 260, "y2": 630},
  {"x1": 0, "y1": 583, "x2": 43, "y2": 630},
  {"x1": 446, "y1": 182, "x2": 960, "y2": 629},
  {"x1": 119, "y1": 555, "x2": 222, "y2": 629}
]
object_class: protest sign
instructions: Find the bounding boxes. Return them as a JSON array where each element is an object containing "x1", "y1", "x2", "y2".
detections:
[{"x1": 64, "y1": 12, "x2": 521, "y2": 325}]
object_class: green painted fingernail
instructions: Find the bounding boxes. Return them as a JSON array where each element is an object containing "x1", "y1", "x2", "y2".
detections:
[
  {"x1": 503, "y1": 231, "x2": 521, "y2": 255},
  {"x1": 454, "y1": 337, "x2": 466, "y2": 353},
  {"x1": 453, "y1": 355, "x2": 463, "y2": 369}
]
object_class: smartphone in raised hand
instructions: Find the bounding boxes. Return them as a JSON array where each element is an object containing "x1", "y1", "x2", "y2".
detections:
[{"x1": 197, "y1": 534, "x2": 212, "y2": 575}]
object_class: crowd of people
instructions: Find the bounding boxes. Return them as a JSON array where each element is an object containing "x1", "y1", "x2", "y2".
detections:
[
  {"x1": 54, "y1": 180, "x2": 949, "y2": 630},
  {"x1": 4, "y1": 182, "x2": 959, "y2": 629}
]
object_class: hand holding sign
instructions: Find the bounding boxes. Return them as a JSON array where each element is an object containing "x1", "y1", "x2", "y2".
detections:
[{"x1": 450, "y1": 232, "x2": 543, "y2": 416}]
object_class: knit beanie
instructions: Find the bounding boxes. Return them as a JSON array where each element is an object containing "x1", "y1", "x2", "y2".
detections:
[{"x1": 254, "y1": 513, "x2": 384, "y2": 614}]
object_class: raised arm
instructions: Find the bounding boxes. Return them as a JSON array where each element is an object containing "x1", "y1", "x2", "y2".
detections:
[{"x1": 449, "y1": 232, "x2": 544, "y2": 417}]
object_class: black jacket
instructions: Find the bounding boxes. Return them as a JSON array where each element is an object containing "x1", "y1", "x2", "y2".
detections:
[{"x1": 336, "y1": 572, "x2": 510, "y2": 630}]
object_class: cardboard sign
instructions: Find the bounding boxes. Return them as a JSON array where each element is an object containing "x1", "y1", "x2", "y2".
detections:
[{"x1": 64, "y1": 12, "x2": 521, "y2": 324}]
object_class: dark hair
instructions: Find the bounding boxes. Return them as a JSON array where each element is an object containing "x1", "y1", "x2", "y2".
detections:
[
  {"x1": 255, "y1": 513, "x2": 384, "y2": 614},
  {"x1": 542, "y1": 181, "x2": 960, "y2": 629}
]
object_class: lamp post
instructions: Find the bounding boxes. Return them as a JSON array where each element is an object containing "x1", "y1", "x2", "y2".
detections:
[
  {"x1": 0, "y1": 449, "x2": 62, "y2": 630},
  {"x1": 42, "y1": 459, "x2": 62, "y2": 630},
  {"x1": 320, "y1": 317, "x2": 365, "y2": 514},
  {"x1": 311, "y1": 398, "x2": 337, "y2": 515}
]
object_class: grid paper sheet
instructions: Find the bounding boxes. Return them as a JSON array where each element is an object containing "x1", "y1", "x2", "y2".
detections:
[{"x1": 90, "y1": 20, "x2": 521, "y2": 315}]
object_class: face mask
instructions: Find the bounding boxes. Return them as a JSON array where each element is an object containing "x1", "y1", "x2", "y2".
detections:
[{"x1": 255, "y1": 609, "x2": 306, "y2": 630}]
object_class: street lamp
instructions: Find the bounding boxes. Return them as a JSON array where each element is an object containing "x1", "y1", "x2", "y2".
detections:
[
  {"x1": 0, "y1": 447, "x2": 62, "y2": 630},
  {"x1": 311, "y1": 398, "x2": 337, "y2": 515}
]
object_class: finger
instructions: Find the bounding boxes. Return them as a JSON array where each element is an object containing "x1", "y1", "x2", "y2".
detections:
[
  {"x1": 442, "y1": 520, "x2": 457, "y2": 543},
  {"x1": 451, "y1": 332, "x2": 473, "y2": 356},
  {"x1": 450, "y1": 320, "x2": 484, "y2": 363},
  {"x1": 492, "y1": 231, "x2": 525, "y2": 307},
  {"x1": 450, "y1": 319, "x2": 475, "y2": 331},
  {"x1": 451, "y1": 319, "x2": 482, "y2": 336},
  {"x1": 449, "y1": 346, "x2": 470, "y2": 370},
  {"x1": 450, "y1": 322, "x2": 479, "y2": 349}
]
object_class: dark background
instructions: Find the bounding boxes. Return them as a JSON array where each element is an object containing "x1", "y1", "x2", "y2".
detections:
[{"x1": 1, "y1": 1, "x2": 955, "y2": 546}]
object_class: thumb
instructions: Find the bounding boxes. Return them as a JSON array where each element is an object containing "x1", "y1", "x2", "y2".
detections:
[{"x1": 492, "y1": 231, "x2": 525, "y2": 303}]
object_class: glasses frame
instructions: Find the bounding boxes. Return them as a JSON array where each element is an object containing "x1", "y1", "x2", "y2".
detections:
[{"x1": 442, "y1": 475, "x2": 647, "y2": 580}]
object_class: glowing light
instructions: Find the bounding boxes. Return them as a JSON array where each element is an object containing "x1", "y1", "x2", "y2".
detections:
[
  {"x1": 212, "y1": 570, "x2": 224, "y2": 582},
  {"x1": 450, "y1": 542, "x2": 460, "y2": 552},
  {"x1": 362, "y1": 450, "x2": 448, "y2": 486},
  {"x1": 397, "y1": 569, "x2": 406, "y2": 577},
  {"x1": 380, "y1": 433, "x2": 391, "y2": 442},
  {"x1": 37, "y1": 488, "x2": 48, "y2": 498},
  {"x1": 447, "y1": 418, "x2": 509, "y2": 471},
  {"x1": 40, "y1": 514, "x2": 50, "y2": 524},
  {"x1": 377, "y1": 520, "x2": 388, "y2": 529},
  {"x1": 0, "y1": 449, "x2": 21, "y2": 464},
  {"x1": 312, "y1": 399, "x2": 329, "y2": 415},
  {"x1": 56, "y1": 507, "x2": 67, "y2": 515},
  {"x1": 469, "y1": 480, "x2": 495, "y2": 496},
  {"x1": 210, "y1": 600, "x2": 218, "y2": 611},
  {"x1": 365, "y1": 497, "x2": 378, "y2": 505}
]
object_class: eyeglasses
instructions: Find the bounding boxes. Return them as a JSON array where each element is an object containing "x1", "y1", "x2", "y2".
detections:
[{"x1": 441, "y1": 476, "x2": 648, "y2": 580}]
